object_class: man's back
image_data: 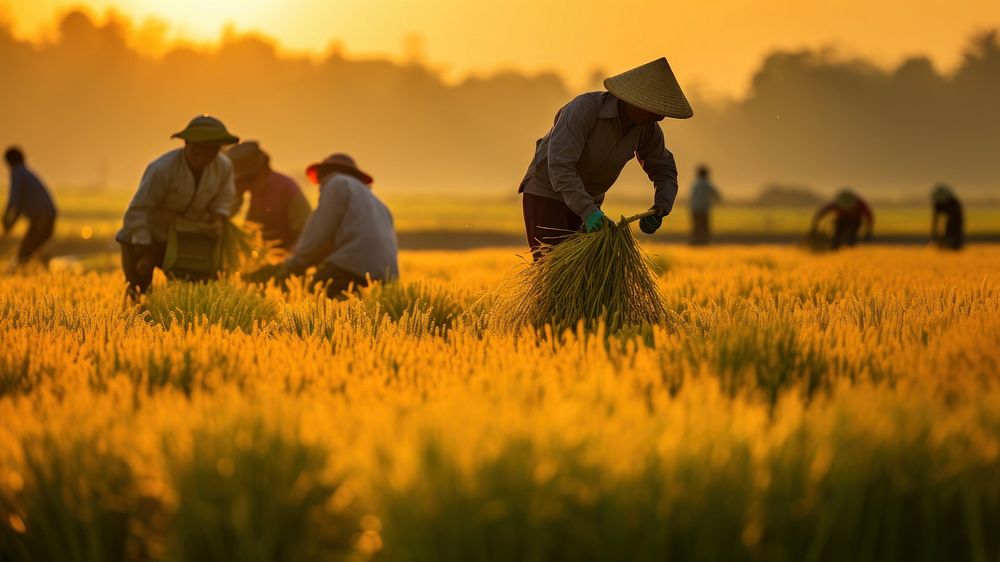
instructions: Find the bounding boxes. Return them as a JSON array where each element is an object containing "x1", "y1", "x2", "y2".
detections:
[
  {"x1": 288, "y1": 172, "x2": 398, "y2": 282},
  {"x1": 8, "y1": 164, "x2": 56, "y2": 218}
]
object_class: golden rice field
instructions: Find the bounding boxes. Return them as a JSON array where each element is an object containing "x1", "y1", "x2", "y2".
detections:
[{"x1": 1, "y1": 244, "x2": 999, "y2": 561}]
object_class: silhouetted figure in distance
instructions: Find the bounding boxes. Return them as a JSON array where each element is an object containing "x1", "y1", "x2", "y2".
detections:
[
  {"x1": 931, "y1": 184, "x2": 964, "y2": 250},
  {"x1": 3, "y1": 147, "x2": 57, "y2": 266},
  {"x1": 689, "y1": 165, "x2": 721, "y2": 245},
  {"x1": 811, "y1": 189, "x2": 874, "y2": 249}
]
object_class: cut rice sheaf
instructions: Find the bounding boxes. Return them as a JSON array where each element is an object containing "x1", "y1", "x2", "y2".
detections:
[{"x1": 495, "y1": 216, "x2": 666, "y2": 333}]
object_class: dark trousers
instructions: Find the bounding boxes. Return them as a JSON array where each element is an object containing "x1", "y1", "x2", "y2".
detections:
[
  {"x1": 935, "y1": 219, "x2": 964, "y2": 250},
  {"x1": 18, "y1": 214, "x2": 56, "y2": 263},
  {"x1": 312, "y1": 262, "x2": 368, "y2": 299},
  {"x1": 691, "y1": 210, "x2": 710, "y2": 245},
  {"x1": 120, "y1": 242, "x2": 167, "y2": 297},
  {"x1": 522, "y1": 193, "x2": 583, "y2": 259},
  {"x1": 832, "y1": 218, "x2": 861, "y2": 249},
  {"x1": 935, "y1": 234, "x2": 964, "y2": 250}
]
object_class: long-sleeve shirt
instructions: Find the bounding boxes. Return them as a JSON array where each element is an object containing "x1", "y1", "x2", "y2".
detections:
[
  {"x1": 689, "y1": 178, "x2": 721, "y2": 212},
  {"x1": 284, "y1": 172, "x2": 398, "y2": 281},
  {"x1": 232, "y1": 171, "x2": 311, "y2": 249},
  {"x1": 518, "y1": 91, "x2": 679, "y2": 219},
  {"x1": 116, "y1": 149, "x2": 235, "y2": 246},
  {"x1": 4, "y1": 163, "x2": 56, "y2": 229},
  {"x1": 815, "y1": 199, "x2": 874, "y2": 227}
]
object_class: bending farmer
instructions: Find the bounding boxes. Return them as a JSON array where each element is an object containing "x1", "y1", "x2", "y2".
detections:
[
  {"x1": 116, "y1": 115, "x2": 239, "y2": 298},
  {"x1": 811, "y1": 189, "x2": 874, "y2": 249},
  {"x1": 3, "y1": 146, "x2": 57, "y2": 266},
  {"x1": 226, "y1": 141, "x2": 311, "y2": 250},
  {"x1": 931, "y1": 184, "x2": 964, "y2": 250},
  {"x1": 518, "y1": 57, "x2": 693, "y2": 257},
  {"x1": 252, "y1": 154, "x2": 398, "y2": 298}
]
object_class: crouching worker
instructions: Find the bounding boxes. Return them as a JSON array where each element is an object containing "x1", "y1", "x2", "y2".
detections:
[
  {"x1": 226, "y1": 141, "x2": 311, "y2": 250},
  {"x1": 3, "y1": 147, "x2": 57, "y2": 266},
  {"x1": 116, "y1": 115, "x2": 239, "y2": 299},
  {"x1": 931, "y1": 184, "x2": 963, "y2": 250},
  {"x1": 810, "y1": 189, "x2": 874, "y2": 249},
  {"x1": 249, "y1": 154, "x2": 398, "y2": 298}
]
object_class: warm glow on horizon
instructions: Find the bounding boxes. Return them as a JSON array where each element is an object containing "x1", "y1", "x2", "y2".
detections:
[{"x1": 4, "y1": 0, "x2": 1000, "y2": 95}]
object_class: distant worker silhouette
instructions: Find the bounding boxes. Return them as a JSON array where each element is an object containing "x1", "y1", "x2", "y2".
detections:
[
  {"x1": 117, "y1": 115, "x2": 240, "y2": 299},
  {"x1": 248, "y1": 154, "x2": 398, "y2": 298},
  {"x1": 689, "y1": 165, "x2": 721, "y2": 245},
  {"x1": 811, "y1": 189, "x2": 874, "y2": 249},
  {"x1": 3, "y1": 147, "x2": 58, "y2": 266},
  {"x1": 930, "y1": 184, "x2": 964, "y2": 250},
  {"x1": 517, "y1": 57, "x2": 693, "y2": 258},
  {"x1": 226, "y1": 141, "x2": 311, "y2": 250}
]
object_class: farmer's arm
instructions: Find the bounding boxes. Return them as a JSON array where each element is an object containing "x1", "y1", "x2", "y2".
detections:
[
  {"x1": 547, "y1": 98, "x2": 600, "y2": 219},
  {"x1": 229, "y1": 188, "x2": 247, "y2": 218},
  {"x1": 710, "y1": 183, "x2": 722, "y2": 203},
  {"x1": 3, "y1": 172, "x2": 23, "y2": 232},
  {"x1": 284, "y1": 178, "x2": 345, "y2": 274},
  {"x1": 859, "y1": 199, "x2": 874, "y2": 238},
  {"x1": 208, "y1": 164, "x2": 236, "y2": 220},
  {"x1": 121, "y1": 164, "x2": 167, "y2": 246},
  {"x1": 811, "y1": 203, "x2": 835, "y2": 231},
  {"x1": 636, "y1": 124, "x2": 678, "y2": 216},
  {"x1": 931, "y1": 203, "x2": 942, "y2": 239}
]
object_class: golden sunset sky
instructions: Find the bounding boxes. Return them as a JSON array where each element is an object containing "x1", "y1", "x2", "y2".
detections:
[{"x1": 4, "y1": 0, "x2": 1000, "y2": 96}]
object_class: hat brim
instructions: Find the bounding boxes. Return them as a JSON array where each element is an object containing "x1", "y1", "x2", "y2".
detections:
[
  {"x1": 605, "y1": 79, "x2": 693, "y2": 119},
  {"x1": 603, "y1": 57, "x2": 694, "y2": 120},
  {"x1": 307, "y1": 163, "x2": 373, "y2": 185},
  {"x1": 172, "y1": 130, "x2": 240, "y2": 145}
]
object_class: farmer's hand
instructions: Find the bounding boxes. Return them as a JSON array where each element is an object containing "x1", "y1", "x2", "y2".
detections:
[
  {"x1": 584, "y1": 210, "x2": 609, "y2": 233},
  {"x1": 209, "y1": 211, "x2": 228, "y2": 228},
  {"x1": 246, "y1": 263, "x2": 290, "y2": 284},
  {"x1": 135, "y1": 245, "x2": 157, "y2": 277},
  {"x1": 639, "y1": 205, "x2": 668, "y2": 234}
]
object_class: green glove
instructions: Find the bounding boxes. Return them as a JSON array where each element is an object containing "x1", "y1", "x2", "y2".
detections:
[{"x1": 584, "y1": 210, "x2": 608, "y2": 233}]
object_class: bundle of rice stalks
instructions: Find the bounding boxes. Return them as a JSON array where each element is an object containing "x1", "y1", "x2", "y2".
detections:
[
  {"x1": 221, "y1": 220, "x2": 276, "y2": 274},
  {"x1": 495, "y1": 212, "x2": 666, "y2": 333}
]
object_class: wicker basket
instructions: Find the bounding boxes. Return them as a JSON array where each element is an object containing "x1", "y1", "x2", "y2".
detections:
[{"x1": 163, "y1": 218, "x2": 222, "y2": 280}]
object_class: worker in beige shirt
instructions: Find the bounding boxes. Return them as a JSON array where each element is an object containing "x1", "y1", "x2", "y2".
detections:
[{"x1": 116, "y1": 115, "x2": 239, "y2": 298}]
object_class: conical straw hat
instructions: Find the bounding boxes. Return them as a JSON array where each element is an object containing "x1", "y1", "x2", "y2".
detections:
[{"x1": 604, "y1": 57, "x2": 693, "y2": 119}]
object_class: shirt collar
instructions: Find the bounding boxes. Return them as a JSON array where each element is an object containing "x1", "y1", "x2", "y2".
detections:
[{"x1": 598, "y1": 92, "x2": 620, "y2": 119}]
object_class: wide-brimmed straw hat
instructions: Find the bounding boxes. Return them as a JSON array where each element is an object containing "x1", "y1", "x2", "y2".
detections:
[
  {"x1": 171, "y1": 115, "x2": 240, "y2": 145},
  {"x1": 226, "y1": 141, "x2": 271, "y2": 180},
  {"x1": 306, "y1": 153, "x2": 373, "y2": 185},
  {"x1": 604, "y1": 57, "x2": 693, "y2": 119}
]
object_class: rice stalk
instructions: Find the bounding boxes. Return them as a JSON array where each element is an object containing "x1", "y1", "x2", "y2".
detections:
[
  {"x1": 494, "y1": 215, "x2": 666, "y2": 333},
  {"x1": 221, "y1": 220, "x2": 276, "y2": 274}
]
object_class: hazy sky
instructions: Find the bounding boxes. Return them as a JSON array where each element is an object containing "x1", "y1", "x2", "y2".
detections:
[{"x1": 4, "y1": 0, "x2": 1000, "y2": 96}]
